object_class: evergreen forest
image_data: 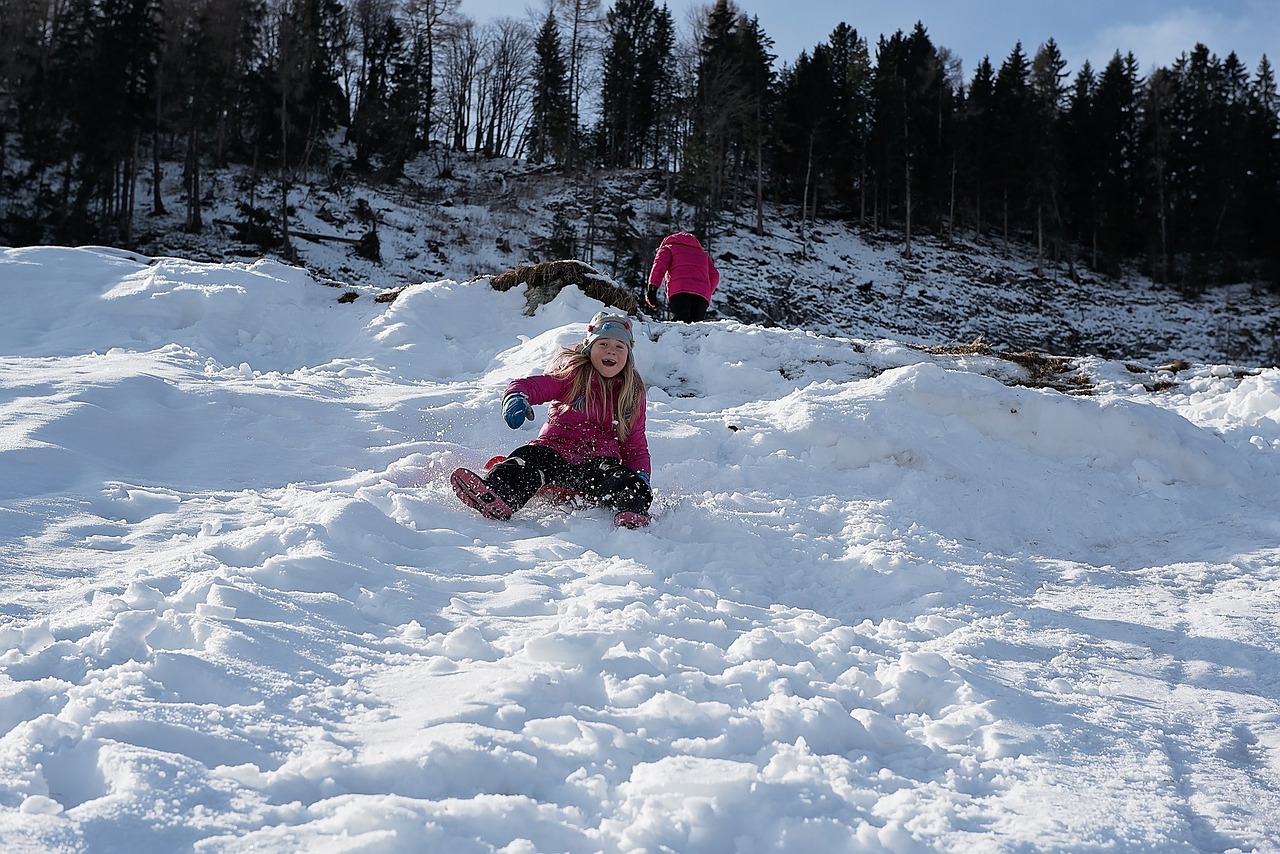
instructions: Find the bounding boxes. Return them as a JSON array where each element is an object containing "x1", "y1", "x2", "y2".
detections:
[{"x1": 2, "y1": 0, "x2": 1278, "y2": 293}]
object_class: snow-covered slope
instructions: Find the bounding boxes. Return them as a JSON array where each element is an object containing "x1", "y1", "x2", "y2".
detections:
[
  {"x1": 134, "y1": 154, "x2": 1280, "y2": 368},
  {"x1": 3, "y1": 245, "x2": 1279, "y2": 851}
]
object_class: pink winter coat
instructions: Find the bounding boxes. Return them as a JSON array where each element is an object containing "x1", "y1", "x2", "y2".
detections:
[
  {"x1": 505, "y1": 373, "x2": 651, "y2": 475},
  {"x1": 648, "y1": 232, "x2": 719, "y2": 303}
]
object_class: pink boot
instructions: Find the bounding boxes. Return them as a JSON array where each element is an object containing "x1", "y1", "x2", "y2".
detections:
[
  {"x1": 450, "y1": 468, "x2": 515, "y2": 520},
  {"x1": 613, "y1": 511, "x2": 651, "y2": 529}
]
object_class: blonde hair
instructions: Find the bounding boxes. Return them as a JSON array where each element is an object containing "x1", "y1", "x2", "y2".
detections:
[{"x1": 548, "y1": 341, "x2": 646, "y2": 442}]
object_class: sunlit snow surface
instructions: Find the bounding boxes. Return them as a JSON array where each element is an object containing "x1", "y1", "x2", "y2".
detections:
[{"x1": 2, "y1": 246, "x2": 1279, "y2": 852}]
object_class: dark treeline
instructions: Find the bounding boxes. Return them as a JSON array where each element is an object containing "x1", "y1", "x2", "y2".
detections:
[{"x1": 2, "y1": 0, "x2": 1278, "y2": 291}]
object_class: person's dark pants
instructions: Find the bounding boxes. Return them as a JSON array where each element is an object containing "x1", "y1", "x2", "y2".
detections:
[
  {"x1": 484, "y1": 445, "x2": 652, "y2": 514},
  {"x1": 668, "y1": 292, "x2": 709, "y2": 323}
]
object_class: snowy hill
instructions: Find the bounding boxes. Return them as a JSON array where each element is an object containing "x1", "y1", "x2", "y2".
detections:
[
  {"x1": 2, "y1": 245, "x2": 1280, "y2": 851},
  {"x1": 134, "y1": 154, "x2": 1280, "y2": 368}
]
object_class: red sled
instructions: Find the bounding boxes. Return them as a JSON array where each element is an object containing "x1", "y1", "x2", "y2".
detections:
[{"x1": 483, "y1": 455, "x2": 583, "y2": 505}]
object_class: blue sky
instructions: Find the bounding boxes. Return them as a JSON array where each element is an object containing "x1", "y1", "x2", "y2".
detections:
[{"x1": 464, "y1": 0, "x2": 1278, "y2": 80}]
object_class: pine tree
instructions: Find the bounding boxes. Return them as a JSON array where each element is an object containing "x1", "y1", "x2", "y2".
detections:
[
  {"x1": 825, "y1": 24, "x2": 873, "y2": 223},
  {"x1": 686, "y1": 0, "x2": 741, "y2": 230},
  {"x1": 529, "y1": 12, "x2": 570, "y2": 164},
  {"x1": 867, "y1": 23, "x2": 947, "y2": 253},
  {"x1": 45, "y1": 0, "x2": 162, "y2": 243},
  {"x1": 1092, "y1": 51, "x2": 1143, "y2": 273},
  {"x1": 869, "y1": 31, "x2": 908, "y2": 232},
  {"x1": 961, "y1": 56, "x2": 998, "y2": 238},
  {"x1": 992, "y1": 42, "x2": 1033, "y2": 254},
  {"x1": 350, "y1": 0, "x2": 403, "y2": 171},
  {"x1": 640, "y1": 5, "x2": 676, "y2": 168},
  {"x1": 600, "y1": 0, "x2": 673, "y2": 169},
  {"x1": 1029, "y1": 38, "x2": 1068, "y2": 275},
  {"x1": 1215, "y1": 52, "x2": 1253, "y2": 262},
  {"x1": 1061, "y1": 60, "x2": 1101, "y2": 270},
  {"x1": 1247, "y1": 56, "x2": 1280, "y2": 284},
  {"x1": 683, "y1": 0, "x2": 773, "y2": 235},
  {"x1": 901, "y1": 22, "x2": 950, "y2": 237},
  {"x1": 383, "y1": 14, "x2": 437, "y2": 170},
  {"x1": 774, "y1": 45, "x2": 835, "y2": 226},
  {"x1": 734, "y1": 15, "x2": 775, "y2": 234}
]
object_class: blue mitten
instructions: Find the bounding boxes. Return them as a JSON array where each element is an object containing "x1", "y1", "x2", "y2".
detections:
[
  {"x1": 502, "y1": 393, "x2": 534, "y2": 429},
  {"x1": 635, "y1": 470, "x2": 651, "y2": 487}
]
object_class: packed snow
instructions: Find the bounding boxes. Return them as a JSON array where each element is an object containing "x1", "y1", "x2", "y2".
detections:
[{"x1": 2, "y1": 244, "x2": 1280, "y2": 852}]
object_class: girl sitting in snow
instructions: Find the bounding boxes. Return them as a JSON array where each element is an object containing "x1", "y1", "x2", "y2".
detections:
[{"x1": 450, "y1": 311, "x2": 653, "y2": 528}]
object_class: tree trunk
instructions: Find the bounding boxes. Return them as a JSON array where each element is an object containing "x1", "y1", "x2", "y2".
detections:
[
  {"x1": 122, "y1": 132, "x2": 138, "y2": 246},
  {"x1": 754, "y1": 106, "x2": 764, "y2": 236},
  {"x1": 858, "y1": 158, "x2": 867, "y2": 227},
  {"x1": 184, "y1": 123, "x2": 202, "y2": 233},
  {"x1": 903, "y1": 155, "x2": 912, "y2": 260},
  {"x1": 151, "y1": 86, "x2": 166, "y2": 216},
  {"x1": 1036, "y1": 203, "x2": 1044, "y2": 277},
  {"x1": 800, "y1": 132, "x2": 814, "y2": 244},
  {"x1": 948, "y1": 154, "x2": 956, "y2": 242},
  {"x1": 279, "y1": 79, "x2": 292, "y2": 258},
  {"x1": 1002, "y1": 187, "x2": 1010, "y2": 256},
  {"x1": 1156, "y1": 159, "x2": 1169, "y2": 285}
]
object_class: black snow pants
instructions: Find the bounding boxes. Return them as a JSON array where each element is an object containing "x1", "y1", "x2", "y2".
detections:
[{"x1": 483, "y1": 444, "x2": 652, "y2": 515}]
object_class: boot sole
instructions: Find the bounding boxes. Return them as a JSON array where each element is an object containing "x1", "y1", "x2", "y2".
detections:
[{"x1": 450, "y1": 468, "x2": 514, "y2": 520}]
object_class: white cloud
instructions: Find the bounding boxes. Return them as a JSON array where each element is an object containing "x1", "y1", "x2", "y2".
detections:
[{"x1": 1080, "y1": 4, "x2": 1276, "y2": 72}]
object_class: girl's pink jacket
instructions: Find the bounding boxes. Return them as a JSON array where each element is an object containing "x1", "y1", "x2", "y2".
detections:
[
  {"x1": 505, "y1": 373, "x2": 651, "y2": 475},
  {"x1": 648, "y1": 232, "x2": 719, "y2": 302}
]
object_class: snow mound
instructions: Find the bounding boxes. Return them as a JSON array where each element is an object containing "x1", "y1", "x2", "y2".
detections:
[{"x1": 3, "y1": 246, "x2": 1280, "y2": 851}]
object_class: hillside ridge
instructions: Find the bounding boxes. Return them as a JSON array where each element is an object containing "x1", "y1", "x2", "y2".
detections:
[{"x1": 130, "y1": 151, "x2": 1280, "y2": 367}]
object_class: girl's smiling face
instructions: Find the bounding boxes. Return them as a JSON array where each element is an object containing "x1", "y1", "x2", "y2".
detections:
[{"x1": 589, "y1": 338, "x2": 629, "y2": 378}]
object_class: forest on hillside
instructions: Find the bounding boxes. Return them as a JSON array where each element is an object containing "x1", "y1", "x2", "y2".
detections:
[{"x1": 2, "y1": 0, "x2": 1278, "y2": 294}]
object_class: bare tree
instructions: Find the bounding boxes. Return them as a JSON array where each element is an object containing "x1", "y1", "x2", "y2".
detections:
[
  {"x1": 553, "y1": 0, "x2": 603, "y2": 166},
  {"x1": 437, "y1": 16, "x2": 479, "y2": 151},
  {"x1": 403, "y1": 0, "x2": 461, "y2": 145},
  {"x1": 476, "y1": 17, "x2": 533, "y2": 157}
]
